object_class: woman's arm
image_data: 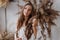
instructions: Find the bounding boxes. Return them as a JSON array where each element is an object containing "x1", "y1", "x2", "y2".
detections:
[{"x1": 32, "y1": 18, "x2": 38, "y2": 38}]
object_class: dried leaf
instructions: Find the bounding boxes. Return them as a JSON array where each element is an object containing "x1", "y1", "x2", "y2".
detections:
[
  {"x1": 18, "y1": 4, "x2": 23, "y2": 9},
  {"x1": 23, "y1": 0, "x2": 30, "y2": 2}
]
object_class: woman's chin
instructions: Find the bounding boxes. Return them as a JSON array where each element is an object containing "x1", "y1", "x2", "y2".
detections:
[{"x1": 25, "y1": 15, "x2": 29, "y2": 17}]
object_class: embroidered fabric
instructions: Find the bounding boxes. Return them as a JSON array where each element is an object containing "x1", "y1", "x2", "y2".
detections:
[{"x1": 14, "y1": 22, "x2": 51, "y2": 40}]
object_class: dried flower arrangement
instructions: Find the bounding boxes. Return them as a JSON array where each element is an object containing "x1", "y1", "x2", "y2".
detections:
[
  {"x1": 0, "y1": 31, "x2": 14, "y2": 40},
  {"x1": 17, "y1": 0, "x2": 60, "y2": 40},
  {"x1": 0, "y1": 0, "x2": 14, "y2": 8}
]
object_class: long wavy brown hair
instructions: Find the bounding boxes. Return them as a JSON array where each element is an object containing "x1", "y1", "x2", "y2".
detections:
[{"x1": 16, "y1": 1, "x2": 36, "y2": 38}]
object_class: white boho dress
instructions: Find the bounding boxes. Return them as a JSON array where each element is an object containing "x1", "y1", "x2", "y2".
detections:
[{"x1": 14, "y1": 22, "x2": 51, "y2": 40}]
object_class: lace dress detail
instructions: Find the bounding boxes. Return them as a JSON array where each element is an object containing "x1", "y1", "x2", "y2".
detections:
[{"x1": 15, "y1": 23, "x2": 51, "y2": 40}]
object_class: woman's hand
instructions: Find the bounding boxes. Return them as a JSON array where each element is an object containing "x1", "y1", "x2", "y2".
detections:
[{"x1": 16, "y1": 38, "x2": 22, "y2": 40}]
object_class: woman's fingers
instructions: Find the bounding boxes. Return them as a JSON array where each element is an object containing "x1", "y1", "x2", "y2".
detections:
[{"x1": 16, "y1": 38, "x2": 22, "y2": 40}]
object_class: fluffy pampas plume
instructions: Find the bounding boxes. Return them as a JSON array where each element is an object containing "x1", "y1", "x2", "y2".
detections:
[{"x1": 0, "y1": 0, "x2": 14, "y2": 8}]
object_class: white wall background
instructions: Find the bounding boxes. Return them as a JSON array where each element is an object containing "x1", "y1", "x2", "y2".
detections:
[{"x1": 0, "y1": 0, "x2": 60, "y2": 40}]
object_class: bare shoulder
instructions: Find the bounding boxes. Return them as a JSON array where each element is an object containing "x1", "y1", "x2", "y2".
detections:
[
  {"x1": 29, "y1": 16, "x2": 38, "y2": 26},
  {"x1": 32, "y1": 18, "x2": 37, "y2": 23},
  {"x1": 28, "y1": 16, "x2": 38, "y2": 23}
]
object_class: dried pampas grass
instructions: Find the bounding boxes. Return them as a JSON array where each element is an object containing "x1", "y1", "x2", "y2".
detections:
[
  {"x1": 0, "y1": 32, "x2": 14, "y2": 40},
  {"x1": 0, "y1": 0, "x2": 14, "y2": 8}
]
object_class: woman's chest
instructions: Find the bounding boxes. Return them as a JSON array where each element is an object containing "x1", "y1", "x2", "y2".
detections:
[{"x1": 18, "y1": 24, "x2": 50, "y2": 40}]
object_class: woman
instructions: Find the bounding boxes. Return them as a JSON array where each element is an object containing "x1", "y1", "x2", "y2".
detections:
[
  {"x1": 15, "y1": 1, "x2": 38, "y2": 40},
  {"x1": 15, "y1": 1, "x2": 51, "y2": 40},
  {"x1": 15, "y1": 0, "x2": 59, "y2": 40}
]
